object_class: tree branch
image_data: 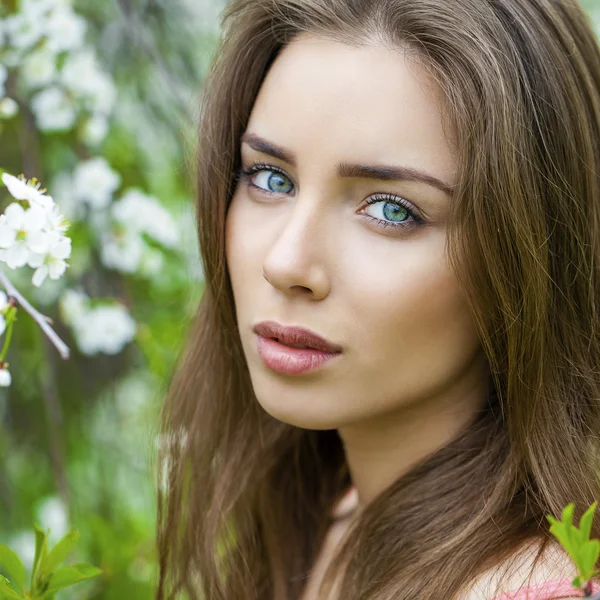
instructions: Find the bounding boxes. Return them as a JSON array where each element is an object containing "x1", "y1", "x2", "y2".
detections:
[{"x1": 0, "y1": 270, "x2": 70, "y2": 360}]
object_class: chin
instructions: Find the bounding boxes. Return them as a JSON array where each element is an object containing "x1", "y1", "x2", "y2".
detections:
[{"x1": 254, "y1": 389, "x2": 341, "y2": 431}]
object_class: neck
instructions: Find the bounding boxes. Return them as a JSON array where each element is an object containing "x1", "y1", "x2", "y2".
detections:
[{"x1": 337, "y1": 364, "x2": 488, "y2": 509}]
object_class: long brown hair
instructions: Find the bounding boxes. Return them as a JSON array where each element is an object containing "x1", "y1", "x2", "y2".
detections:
[{"x1": 156, "y1": 1, "x2": 600, "y2": 598}]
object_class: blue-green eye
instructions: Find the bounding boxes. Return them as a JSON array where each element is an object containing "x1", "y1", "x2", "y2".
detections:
[
  {"x1": 241, "y1": 164, "x2": 294, "y2": 194},
  {"x1": 239, "y1": 163, "x2": 424, "y2": 233},
  {"x1": 383, "y1": 202, "x2": 409, "y2": 222},
  {"x1": 362, "y1": 194, "x2": 421, "y2": 230}
]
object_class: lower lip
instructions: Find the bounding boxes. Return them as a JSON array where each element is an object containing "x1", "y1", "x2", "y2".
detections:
[{"x1": 256, "y1": 335, "x2": 342, "y2": 375}]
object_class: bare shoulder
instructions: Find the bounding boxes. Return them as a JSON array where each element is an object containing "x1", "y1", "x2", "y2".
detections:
[{"x1": 456, "y1": 539, "x2": 578, "y2": 600}]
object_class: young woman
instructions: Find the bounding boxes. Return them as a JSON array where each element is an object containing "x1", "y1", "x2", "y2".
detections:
[{"x1": 156, "y1": 1, "x2": 600, "y2": 598}]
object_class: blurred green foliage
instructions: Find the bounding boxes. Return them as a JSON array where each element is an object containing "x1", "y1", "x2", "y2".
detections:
[{"x1": 0, "y1": 0, "x2": 220, "y2": 598}]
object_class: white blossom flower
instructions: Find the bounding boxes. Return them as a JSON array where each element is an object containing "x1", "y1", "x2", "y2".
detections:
[
  {"x1": 59, "y1": 288, "x2": 88, "y2": 323},
  {"x1": 31, "y1": 86, "x2": 77, "y2": 132},
  {"x1": 73, "y1": 303, "x2": 136, "y2": 355},
  {"x1": 2, "y1": 173, "x2": 54, "y2": 209},
  {"x1": 0, "y1": 98, "x2": 19, "y2": 119},
  {"x1": 72, "y1": 157, "x2": 121, "y2": 210},
  {"x1": 112, "y1": 189, "x2": 179, "y2": 248},
  {"x1": 87, "y1": 73, "x2": 116, "y2": 114},
  {"x1": 80, "y1": 114, "x2": 109, "y2": 146},
  {"x1": 0, "y1": 369, "x2": 11, "y2": 387},
  {"x1": 20, "y1": 47, "x2": 57, "y2": 90},
  {"x1": 0, "y1": 203, "x2": 51, "y2": 269},
  {"x1": 20, "y1": 0, "x2": 67, "y2": 18},
  {"x1": 60, "y1": 289, "x2": 136, "y2": 357},
  {"x1": 28, "y1": 232, "x2": 72, "y2": 287},
  {"x1": 45, "y1": 202, "x2": 70, "y2": 236},
  {"x1": 100, "y1": 230, "x2": 145, "y2": 273},
  {"x1": 44, "y1": 6, "x2": 87, "y2": 53},
  {"x1": 0, "y1": 173, "x2": 71, "y2": 285},
  {"x1": 60, "y1": 50, "x2": 116, "y2": 115},
  {"x1": 4, "y1": 11, "x2": 44, "y2": 50}
]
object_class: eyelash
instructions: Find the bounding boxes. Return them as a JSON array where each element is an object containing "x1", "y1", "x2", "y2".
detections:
[{"x1": 238, "y1": 161, "x2": 425, "y2": 232}]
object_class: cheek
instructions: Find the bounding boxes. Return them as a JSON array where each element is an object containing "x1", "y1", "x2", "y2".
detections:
[{"x1": 342, "y1": 230, "x2": 481, "y2": 401}]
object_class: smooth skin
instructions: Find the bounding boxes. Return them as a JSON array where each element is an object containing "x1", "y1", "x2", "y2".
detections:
[{"x1": 226, "y1": 32, "x2": 488, "y2": 507}]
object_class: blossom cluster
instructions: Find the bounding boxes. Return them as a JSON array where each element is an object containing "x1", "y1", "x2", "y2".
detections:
[
  {"x1": 0, "y1": 173, "x2": 72, "y2": 287},
  {"x1": 59, "y1": 289, "x2": 136, "y2": 356},
  {"x1": 0, "y1": 0, "x2": 189, "y2": 389},
  {"x1": 51, "y1": 158, "x2": 180, "y2": 276},
  {"x1": 0, "y1": 0, "x2": 116, "y2": 145}
]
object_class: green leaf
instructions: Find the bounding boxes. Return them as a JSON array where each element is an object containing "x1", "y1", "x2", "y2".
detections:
[
  {"x1": 549, "y1": 502, "x2": 600, "y2": 590},
  {"x1": 44, "y1": 530, "x2": 80, "y2": 575},
  {"x1": 557, "y1": 504, "x2": 582, "y2": 566},
  {"x1": 0, "y1": 545, "x2": 26, "y2": 592},
  {"x1": 43, "y1": 563, "x2": 102, "y2": 596},
  {"x1": 580, "y1": 539, "x2": 600, "y2": 579},
  {"x1": 31, "y1": 524, "x2": 49, "y2": 592},
  {"x1": 0, "y1": 574, "x2": 24, "y2": 599},
  {"x1": 580, "y1": 502, "x2": 597, "y2": 542},
  {"x1": 549, "y1": 520, "x2": 577, "y2": 561}
]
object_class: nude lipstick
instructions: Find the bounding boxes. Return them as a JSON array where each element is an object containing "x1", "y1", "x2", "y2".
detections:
[{"x1": 253, "y1": 321, "x2": 343, "y2": 375}]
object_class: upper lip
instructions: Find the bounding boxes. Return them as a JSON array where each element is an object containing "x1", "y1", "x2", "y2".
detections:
[{"x1": 253, "y1": 321, "x2": 343, "y2": 353}]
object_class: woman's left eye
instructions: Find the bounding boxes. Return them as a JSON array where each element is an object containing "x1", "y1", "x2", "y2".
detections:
[{"x1": 360, "y1": 195, "x2": 423, "y2": 231}]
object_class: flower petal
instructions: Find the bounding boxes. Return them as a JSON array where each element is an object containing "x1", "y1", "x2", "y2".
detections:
[
  {"x1": 22, "y1": 205, "x2": 47, "y2": 232},
  {"x1": 0, "y1": 225, "x2": 17, "y2": 248},
  {"x1": 27, "y1": 251, "x2": 46, "y2": 268},
  {"x1": 51, "y1": 237, "x2": 71, "y2": 260},
  {"x1": 27, "y1": 231, "x2": 50, "y2": 254},
  {"x1": 48, "y1": 259, "x2": 67, "y2": 280},
  {"x1": 4, "y1": 242, "x2": 29, "y2": 269},
  {"x1": 32, "y1": 265, "x2": 48, "y2": 287},
  {"x1": 0, "y1": 369, "x2": 12, "y2": 387},
  {"x1": 2, "y1": 173, "x2": 29, "y2": 200},
  {"x1": 4, "y1": 203, "x2": 25, "y2": 228}
]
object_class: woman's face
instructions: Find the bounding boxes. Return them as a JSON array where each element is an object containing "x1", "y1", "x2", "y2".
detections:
[{"x1": 226, "y1": 33, "x2": 487, "y2": 430}]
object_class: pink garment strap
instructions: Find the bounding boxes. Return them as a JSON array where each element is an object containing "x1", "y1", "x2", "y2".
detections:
[{"x1": 492, "y1": 579, "x2": 600, "y2": 600}]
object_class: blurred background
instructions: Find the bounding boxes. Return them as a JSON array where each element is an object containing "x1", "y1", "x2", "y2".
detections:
[
  {"x1": 0, "y1": 0, "x2": 224, "y2": 597},
  {"x1": 0, "y1": 0, "x2": 599, "y2": 598}
]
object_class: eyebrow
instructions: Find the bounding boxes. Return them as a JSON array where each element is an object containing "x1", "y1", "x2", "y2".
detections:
[{"x1": 240, "y1": 132, "x2": 454, "y2": 196}]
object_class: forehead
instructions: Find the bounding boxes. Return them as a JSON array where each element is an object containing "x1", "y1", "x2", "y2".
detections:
[{"x1": 245, "y1": 33, "x2": 457, "y2": 186}]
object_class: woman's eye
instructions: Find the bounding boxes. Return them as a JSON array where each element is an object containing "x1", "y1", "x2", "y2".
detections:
[
  {"x1": 240, "y1": 165, "x2": 423, "y2": 232},
  {"x1": 242, "y1": 165, "x2": 294, "y2": 194},
  {"x1": 361, "y1": 196, "x2": 422, "y2": 230}
]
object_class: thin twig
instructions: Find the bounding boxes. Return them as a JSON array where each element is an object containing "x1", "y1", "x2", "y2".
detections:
[{"x1": 0, "y1": 270, "x2": 70, "y2": 360}]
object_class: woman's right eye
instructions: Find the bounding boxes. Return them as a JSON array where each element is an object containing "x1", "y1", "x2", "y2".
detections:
[{"x1": 241, "y1": 164, "x2": 295, "y2": 195}]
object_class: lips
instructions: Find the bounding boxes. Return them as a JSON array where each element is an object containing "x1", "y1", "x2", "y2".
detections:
[{"x1": 253, "y1": 321, "x2": 342, "y2": 354}]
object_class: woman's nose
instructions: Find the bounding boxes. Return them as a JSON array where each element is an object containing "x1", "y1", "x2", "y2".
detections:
[{"x1": 261, "y1": 198, "x2": 332, "y2": 300}]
